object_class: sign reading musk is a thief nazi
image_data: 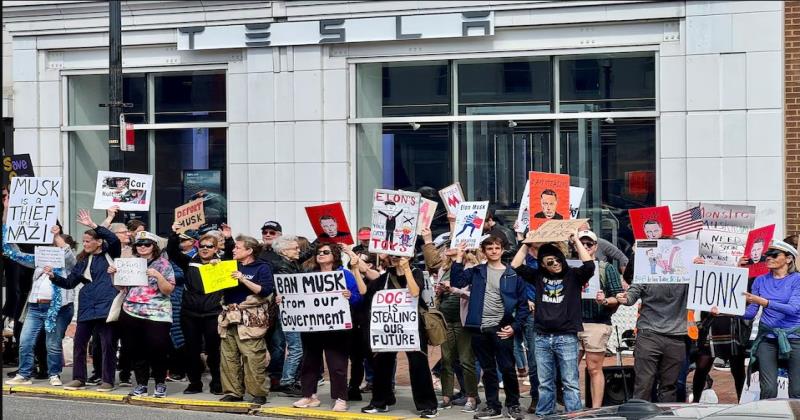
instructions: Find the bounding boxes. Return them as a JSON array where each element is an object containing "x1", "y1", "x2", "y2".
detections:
[{"x1": 178, "y1": 11, "x2": 494, "y2": 50}]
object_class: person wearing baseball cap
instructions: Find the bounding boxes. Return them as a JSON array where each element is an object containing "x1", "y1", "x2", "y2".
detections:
[
  {"x1": 744, "y1": 239, "x2": 800, "y2": 400},
  {"x1": 258, "y1": 221, "x2": 284, "y2": 270}
]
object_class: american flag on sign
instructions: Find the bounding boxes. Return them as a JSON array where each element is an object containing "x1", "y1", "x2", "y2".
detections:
[{"x1": 671, "y1": 206, "x2": 704, "y2": 236}]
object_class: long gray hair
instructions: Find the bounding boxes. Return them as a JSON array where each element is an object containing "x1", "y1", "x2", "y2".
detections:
[{"x1": 272, "y1": 235, "x2": 298, "y2": 256}]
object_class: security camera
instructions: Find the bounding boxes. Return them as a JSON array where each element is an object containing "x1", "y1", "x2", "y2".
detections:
[
  {"x1": 604, "y1": 117, "x2": 614, "y2": 124},
  {"x1": 409, "y1": 122, "x2": 421, "y2": 130},
  {"x1": 507, "y1": 120, "x2": 517, "y2": 128}
]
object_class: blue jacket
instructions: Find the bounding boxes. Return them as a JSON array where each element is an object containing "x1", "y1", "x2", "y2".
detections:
[
  {"x1": 51, "y1": 226, "x2": 121, "y2": 322},
  {"x1": 450, "y1": 262, "x2": 530, "y2": 334}
]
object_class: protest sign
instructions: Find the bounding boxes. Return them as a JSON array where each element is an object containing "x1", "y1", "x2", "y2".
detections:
[
  {"x1": 174, "y1": 199, "x2": 205, "y2": 234},
  {"x1": 515, "y1": 178, "x2": 531, "y2": 233},
  {"x1": 529, "y1": 172, "x2": 570, "y2": 230},
  {"x1": 113, "y1": 258, "x2": 148, "y2": 286},
  {"x1": 93, "y1": 170, "x2": 153, "y2": 211},
  {"x1": 695, "y1": 203, "x2": 756, "y2": 266},
  {"x1": 35, "y1": 246, "x2": 65, "y2": 269},
  {"x1": 416, "y1": 198, "x2": 438, "y2": 234},
  {"x1": 687, "y1": 264, "x2": 747, "y2": 316},
  {"x1": 369, "y1": 189, "x2": 420, "y2": 257},
  {"x1": 274, "y1": 272, "x2": 353, "y2": 332},
  {"x1": 7, "y1": 176, "x2": 61, "y2": 244},
  {"x1": 2, "y1": 154, "x2": 34, "y2": 187},
  {"x1": 305, "y1": 202, "x2": 354, "y2": 245},
  {"x1": 568, "y1": 259, "x2": 601, "y2": 299},
  {"x1": 523, "y1": 219, "x2": 589, "y2": 243},
  {"x1": 743, "y1": 225, "x2": 775, "y2": 278},
  {"x1": 420, "y1": 271, "x2": 436, "y2": 309},
  {"x1": 369, "y1": 289, "x2": 420, "y2": 352},
  {"x1": 629, "y1": 206, "x2": 673, "y2": 239},
  {"x1": 438, "y1": 183, "x2": 465, "y2": 216},
  {"x1": 569, "y1": 186, "x2": 585, "y2": 219},
  {"x1": 740, "y1": 371, "x2": 789, "y2": 403},
  {"x1": 632, "y1": 239, "x2": 699, "y2": 284},
  {"x1": 451, "y1": 201, "x2": 489, "y2": 249},
  {"x1": 198, "y1": 260, "x2": 238, "y2": 293}
]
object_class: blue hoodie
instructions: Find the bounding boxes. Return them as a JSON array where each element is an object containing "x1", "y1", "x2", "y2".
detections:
[
  {"x1": 450, "y1": 262, "x2": 530, "y2": 334},
  {"x1": 224, "y1": 259, "x2": 274, "y2": 305}
]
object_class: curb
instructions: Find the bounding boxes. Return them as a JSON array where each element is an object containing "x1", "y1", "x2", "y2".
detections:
[
  {"x1": 259, "y1": 407, "x2": 408, "y2": 420},
  {"x1": 3, "y1": 384, "x2": 126, "y2": 403}
]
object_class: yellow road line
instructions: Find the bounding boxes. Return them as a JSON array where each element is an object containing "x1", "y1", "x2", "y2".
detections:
[{"x1": 259, "y1": 406, "x2": 409, "y2": 420}]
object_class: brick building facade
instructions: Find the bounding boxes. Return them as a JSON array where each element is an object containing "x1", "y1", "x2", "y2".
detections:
[{"x1": 787, "y1": 1, "x2": 800, "y2": 236}]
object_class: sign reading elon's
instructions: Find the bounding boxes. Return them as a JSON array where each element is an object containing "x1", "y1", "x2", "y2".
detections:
[{"x1": 178, "y1": 11, "x2": 493, "y2": 50}]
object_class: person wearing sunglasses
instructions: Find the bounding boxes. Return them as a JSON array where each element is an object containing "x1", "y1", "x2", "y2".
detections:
[
  {"x1": 511, "y1": 233, "x2": 594, "y2": 417},
  {"x1": 166, "y1": 226, "x2": 226, "y2": 395},
  {"x1": 744, "y1": 240, "x2": 800, "y2": 399},
  {"x1": 108, "y1": 231, "x2": 175, "y2": 398}
]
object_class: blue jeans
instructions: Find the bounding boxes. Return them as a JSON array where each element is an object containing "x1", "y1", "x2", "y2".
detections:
[
  {"x1": 280, "y1": 331, "x2": 303, "y2": 386},
  {"x1": 535, "y1": 333, "x2": 581, "y2": 415},
  {"x1": 514, "y1": 334, "x2": 527, "y2": 370},
  {"x1": 267, "y1": 322, "x2": 286, "y2": 379},
  {"x1": 19, "y1": 303, "x2": 74, "y2": 378},
  {"x1": 523, "y1": 314, "x2": 539, "y2": 399}
]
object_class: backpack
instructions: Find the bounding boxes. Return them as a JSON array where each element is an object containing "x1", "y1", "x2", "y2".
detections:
[{"x1": 389, "y1": 272, "x2": 448, "y2": 346}]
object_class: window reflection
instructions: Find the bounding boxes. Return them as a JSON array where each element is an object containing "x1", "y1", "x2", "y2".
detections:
[
  {"x1": 559, "y1": 54, "x2": 655, "y2": 112},
  {"x1": 458, "y1": 58, "x2": 552, "y2": 115}
]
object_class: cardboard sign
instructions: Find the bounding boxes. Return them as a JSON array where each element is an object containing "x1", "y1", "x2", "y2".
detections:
[
  {"x1": 416, "y1": 198, "x2": 438, "y2": 234},
  {"x1": 523, "y1": 219, "x2": 589, "y2": 243},
  {"x1": 633, "y1": 239, "x2": 699, "y2": 284},
  {"x1": 2, "y1": 154, "x2": 34, "y2": 186},
  {"x1": 629, "y1": 206, "x2": 673, "y2": 240},
  {"x1": 369, "y1": 189, "x2": 421, "y2": 257},
  {"x1": 369, "y1": 289, "x2": 420, "y2": 352},
  {"x1": 740, "y1": 372, "x2": 789, "y2": 403},
  {"x1": 438, "y1": 183, "x2": 465, "y2": 216},
  {"x1": 198, "y1": 260, "x2": 239, "y2": 294},
  {"x1": 451, "y1": 201, "x2": 489, "y2": 249},
  {"x1": 743, "y1": 225, "x2": 775, "y2": 278},
  {"x1": 695, "y1": 203, "x2": 756, "y2": 267},
  {"x1": 113, "y1": 258, "x2": 148, "y2": 286},
  {"x1": 93, "y1": 170, "x2": 153, "y2": 211},
  {"x1": 529, "y1": 172, "x2": 570, "y2": 229},
  {"x1": 515, "y1": 178, "x2": 531, "y2": 233},
  {"x1": 274, "y1": 272, "x2": 353, "y2": 332},
  {"x1": 174, "y1": 199, "x2": 206, "y2": 234},
  {"x1": 305, "y1": 202, "x2": 354, "y2": 245},
  {"x1": 687, "y1": 264, "x2": 747, "y2": 316},
  {"x1": 7, "y1": 176, "x2": 61, "y2": 244},
  {"x1": 569, "y1": 186, "x2": 585, "y2": 219},
  {"x1": 568, "y1": 259, "x2": 601, "y2": 299},
  {"x1": 35, "y1": 246, "x2": 65, "y2": 269}
]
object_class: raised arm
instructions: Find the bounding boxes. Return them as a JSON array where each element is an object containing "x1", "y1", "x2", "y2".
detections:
[
  {"x1": 2, "y1": 225, "x2": 35, "y2": 268},
  {"x1": 396, "y1": 258, "x2": 420, "y2": 297},
  {"x1": 166, "y1": 229, "x2": 191, "y2": 271}
]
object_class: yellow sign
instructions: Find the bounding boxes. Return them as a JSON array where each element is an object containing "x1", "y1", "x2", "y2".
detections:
[{"x1": 199, "y1": 260, "x2": 239, "y2": 294}]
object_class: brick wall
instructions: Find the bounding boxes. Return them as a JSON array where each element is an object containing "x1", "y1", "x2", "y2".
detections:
[{"x1": 787, "y1": 1, "x2": 800, "y2": 235}]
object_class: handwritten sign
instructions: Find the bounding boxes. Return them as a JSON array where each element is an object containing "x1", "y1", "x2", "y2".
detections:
[
  {"x1": 2, "y1": 154, "x2": 34, "y2": 186},
  {"x1": 567, "y1": 259, "x2": 601, "y2": 299},
  {"x1": 93, "y1": 170, "x2": 153, "y2": 211},
  {"x1": 743, "y1": 225, "x2": 775, "y2": 278},
  {"x1": 274, "y1": 272, "x2": 353, "y2": 332},
  {"x1": 438, "y1": 183, "x2": 465, "y2": 216},
  {"x1": 305, "y1": 202, "x2": 354, "y2": 245},
  {"x1": 369, "y1": 189, "x2": 420, "y2": 257},
  {"x1": 529, "y1": 172, "x2": 570, "y2": 230},
  {"x1": 198, "y1": 260, "x2": 239, "y2": 294},
  {"x1": 523, "y1": 219, "x2": 589, "y2": 243},
  {"x1": 113, "y1": 258, "x2": 148, "y2": 286},
  {"x1": 569, "y1": 186, "x2": 585, "y2": 219},
  {"x1": 7, "y1": 176, "x2": 61, "y2": 244},
  {"x1": 632, "y1": 239, "x2": 699, "y2": 284},
  {"x1": 629, "y1": 206, "x2": 673, "y2": 239},
  {"x1": 416, "y1": 198, "x2": 438, "y2": 234},
  {"x1": 451, "y1": 201, "x2": 489, "y2": 249},
  {"x1": 515, "y1": 178, "x2": 531, "y2": 233},
  {"x1": 35, "y1": 246, "x2": 65, "y2": 268},
  {"x1": 695, "y1": 203, "x2": 756, "y2": 267},
  {"x1": 687, "y1": 264, "x2": 747, "y2": 316},
  {"x1": 174, "y1": 199, "x2": 206, "y2": 234},
  {"x1": 370, "y1": 289, "x2": 420, "y2": 352},
  {"x1": 740, "y1": 372, "x2": 789, "y2": 403}
]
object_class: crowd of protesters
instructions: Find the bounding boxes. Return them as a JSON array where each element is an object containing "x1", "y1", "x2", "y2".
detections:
[{"x1": 2, "y1": 187, "x2": 799, "y2": 419}]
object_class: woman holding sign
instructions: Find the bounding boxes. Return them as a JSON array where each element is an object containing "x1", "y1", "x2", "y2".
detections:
[
  {"x1": 291, "y1": 243, "x2": 362, "y2": 411},
  {"x1": 108, "y1": 231, "x2": 176, "y2": 398},
  {"x1": 744, "y1": 240, "x2": 800, "y2": 399}
]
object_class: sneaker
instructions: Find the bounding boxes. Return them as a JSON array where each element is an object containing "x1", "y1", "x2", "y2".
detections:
[
  {"x1": 183, "y1": 382, "x2": 203, "y2": 394},
  {"x1": 332, "y1": 398, "x2": 348, "y2": 412},
  {"x1": 6, "y1": 369, "x2": 20, "y2": 378},
  {"x1": 49, "y1": 375, "x2": 62, "y2": 386},
  {"x1": 293, "y1": 396, "x2": 321, "y2": 408},
  {"x1": 219, "y1": 395, "x2": 244, "y2": 402},
  {"x1": 63, "y1": 380, "x2": 86, "y2": 390},
  {"x1": 86, "y1": 374, "x2": 102, "y2": 385},
  {"x1": 474, "y1": 407, "x2": 503, "y2": 420},
  {"x1": 153, "y1": 383, "x2": 167, "y2": 398},
  {"x1": 6, "y1": 375, "x2": 32, "y2": 385},
  {"x1": 118, "y1": 378, "x2": 133, "y2": 387},
  {"x1": 438, "y1": 400, "x2": 452, "y2": 410},
  {"x1": 252, "y1": 396, "x2": 267, "y2": 405},
  {"x1": 713, "y1": 359, "x2": 731, "y2": 371},
  {"x1": 97, "y1": 382, "x2": 114, "y2": 392},
  {"x1": 317, "y1": 378, "x2": 326, "y2": 387},
  {"x1": 279, "y1": 383, "x2": 304, "y2": 398},
  {"x1": 461, "y1": 400, "x2": 478, "y2": 413},
  {"x1": 361, "y1": 404, "x2": 389, "y2": 413},
  {"x1": 420, "y1": 408, "x2": 438, "y2": 418},
  {"x1": 129, "y1": 385, "x2": 147, "y2": 396},
  {"x1": 166, "y1": 374, "x2": 186, "y2": 382},
  {"x1": 506, "y1": 405, "x2": 525, "y2": 420},
  {"x1": 360, "y1": 382, "x2": 373, "y2": 393}
]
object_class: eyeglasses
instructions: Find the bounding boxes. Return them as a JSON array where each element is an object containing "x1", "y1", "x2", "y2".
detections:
[
  {"x1": 317, "y1": 250, "x2": 332, "y2": 256},
  {"x1": 544, "y1": 259, "x2": 559, "y2": 267},
  {"x1": 199, "y1": 244, "x2": 216, "y2": 250},
  {"x1": 581, "y1": 241, "x2": 596, "y2": 248},
  {"x1": 765, "y1": 250, "x2": 782, "y2": 259},
  {"x1": 135, "y1": 242, "x2": 154, "y2": 248},
  {"x1": 262, "y1": 230, "x2": 279, "y2": 236}
]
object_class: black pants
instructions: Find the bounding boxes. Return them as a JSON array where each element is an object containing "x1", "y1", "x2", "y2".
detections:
[
  {"x1": 300, "y1": 331, "x2": 350, "y2": 400},
  {"x1": 92, "y1": 323, "x2": 131, "y2": 381},
  {"x1": 182, "y1": 312, "x2": 221, "y2": 388},
  {"x1": 119, "y1": 311, "x2": 171, "y2": 385},
  {"x1": 633, "y1": 330, "x2": 685, "y2": 402},
  {"x1": 348, "y1": 324, "x2": 368, "y2": 390},
  {"x1": 168, "y1": 344, "x2": 187, "y2": 377},
  {"x1": 472, "y1": 327, "x2": 520, "y2": 410},
  {"x1": 692, "y1": 353, "x2": 746, "y2": 402},
  {"x1": 755, "y1": 338, "x2": 800, "y2": 399},
  {"x1": 370, "y1": 326, "x2": 436, "y2": 411},
  {"x1": 73, "y1": 318, "x2": 116, "y2": 384}
]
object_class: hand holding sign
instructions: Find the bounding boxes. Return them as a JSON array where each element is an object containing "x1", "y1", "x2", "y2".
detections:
[{"x1": 199, "y1": 260, "x2": 238, "y2": 294}]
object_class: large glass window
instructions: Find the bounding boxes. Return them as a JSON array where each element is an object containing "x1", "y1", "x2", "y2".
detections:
[
  {"x1": 357, "y1": 61, "x2": 450, "y2": 117},
  {"x1": 457, "y1": 58, "x2": 552, "y2": 115},
  {"x1": 68, "y1": 74, "x2": 147, "y2": 125},
  {"x1": 559, "y1": 53, "x2": 655, "y2": 112},
  {"x1": 154, "y1": 72, "x2": 226, "y2": 123}
]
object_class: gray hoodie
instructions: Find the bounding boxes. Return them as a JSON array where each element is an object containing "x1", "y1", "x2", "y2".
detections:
[{"x1": 624, "y1": 283, "x2": 688, "y2": 336}]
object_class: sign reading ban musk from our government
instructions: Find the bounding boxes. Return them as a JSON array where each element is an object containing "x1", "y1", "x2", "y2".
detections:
[
  {"x1": 370, "y1": 289, "x2": 420, "y2": 352},
  {"x1": 274, "y1": 272, "x2": 352, "y2": 332}
]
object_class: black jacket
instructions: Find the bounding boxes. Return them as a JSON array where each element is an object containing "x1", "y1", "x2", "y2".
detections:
[
  {"x1": 166, "y1": 233, "x2": 223, "y2": 318},
  {"x1": 272, "y1": 256, "x2": 301, "y2": 275}
]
